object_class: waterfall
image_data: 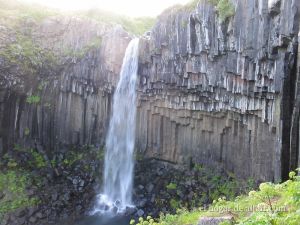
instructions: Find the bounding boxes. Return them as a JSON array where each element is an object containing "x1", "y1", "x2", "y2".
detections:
[{"x1": 93, "y1": 38, "x2": 139, "y2": 214}]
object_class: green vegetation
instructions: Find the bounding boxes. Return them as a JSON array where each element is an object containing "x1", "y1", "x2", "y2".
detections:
[
  {"x1": 161, "y1": 0, "x2": 234, "y2": 22},
  {"x1": 170, "y1": 199, "x2": 181, "y2": 209},
  {"x1": 0, "y1": 33, "x2": 58, "y2": 76},
  {"x1": 132, "y1": 169, "x2": 300, "y2": 225},
  {"x1": 13, "y1": 144, "x2": 23, "y2": 152},
  {"x1": 209, "y1": 0, "x2": 235, "y2": 21},
  {"x1": 166, "y1": 182, "x2": 177, "y2": 190},
  {"x1": 24, "y1": 127, "x2": 30, "y2": 136},
  {"x1": 29, "y1": 149, "x2": 47, "y2": 168},
  {"x1": 0, "y1": 0, "x2": 155, "y2": 35},
  {"x1": 0, "y1": 0, "x2": 58, "y2": 24},
  {"x1": 0, "y1": 170, "x2": 39, "y2": 216},
  {"x1": 63, "y1": 152, "x2": 83, "y2": 167},
  {"x1": 80, "y1": 9, "x2": 155, "y2": 35},
  {"x1": 63, "y1": 37, "x2": 102, "y2": 59},
  {"x1": 26, "y1": 95, "x2": 41, "y2": 104}
]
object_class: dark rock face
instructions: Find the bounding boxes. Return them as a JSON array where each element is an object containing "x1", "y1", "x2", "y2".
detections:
[
  {"x1": 0, "y1": 0, "x2": 300, "y2": 223},
  {"x1": 0, "y1": 145, "x2": 102, "y2": 225},
  {"x1": 133, "y1": 159, "x2": 253, "y2": 219},
  {"x1": 136, "y1": 0, "x2": 300, "y2": 182},
  {"x1": 0, "y1": 16, "x2": 131, "y2": 224},
  {"x1": 0, "y1": 16, "x2": 131, "y2": 153}
]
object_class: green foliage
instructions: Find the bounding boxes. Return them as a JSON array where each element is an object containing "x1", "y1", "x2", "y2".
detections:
[
  {"x1": 216, "y1": 0, "x2": 235, "y2": 21},
  {"x1": 26, "y1": 95, "x2": 40, "y2": 104},
  {"x1": 80, "y1": 9, "x2": 155, "y2": 35},
  {"x1": 166, "y1": 182, "x2": 177, "y2": 190},
  {"x1": 96, "y1": 148, "x2": 105, "y2": 161},
  {"x1": 13, "y1": 144, "x2": 23, "y2": 152},
  {"x1": 135, "y1": 151, "x2": 145, "y2": 161},
  {"x1": 24, "y1": 127, "x2": 30, "y2": 136},
  {"x1": 139, "y1": 169, "x2": 300, "y2": 225},
  {"x1": 170, "y1": 199, "x2": 181, "y2": 209},
  {"x1": 132, "y1": 216, "x2": 158, "y2": 225},
  {"x1": 209, "y1": 0, "x2": 235, "y2": 22},
  {"x1": 7, "y1": 159, "x2": 18, "y2": 169},
  {"x1": 0, "y1": 0, "x2": 58, "y2": 23},
  {"x1": 29, "y1": 149, "x2": 47, "y2": 168},
  {"x1": 0, "y1": 170, "x2": 39, "y2": 216},
  {"x1": 1, "y1": 0, "x2": 155, "y2": 35},
  {"x1": 64, "y1": 37, "x2": 103, "y2": 59},
  {"x1": 0, "y1": 32, "x2": 58, "y2": 77},
  {"x1": 63, "y1": 152, "x2": 83, "y2": 167}
]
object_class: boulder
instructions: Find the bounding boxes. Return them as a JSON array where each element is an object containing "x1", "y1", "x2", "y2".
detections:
[{"x1": 198, "y1": 216, "x2": 234, "y2": 225}]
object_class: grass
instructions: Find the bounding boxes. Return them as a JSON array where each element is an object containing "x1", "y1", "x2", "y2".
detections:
[
  {"x1": 0, "y1": 0, "x2": 58, "y2": 24},
  {"x1": 166, "y1": 182, "x2": 177, "y2": 190},
  {"x1": 0, "y1": 32, "x2": 58, "y2": 77},
  {"x1": 0, "y1": 170, "x2": 39, "y2": 217},
  {"x1": 0, "y1": 0, "x2": 155, "y2": 35},
  {"x1": 160, "y1": 0, "x2": 235, "y2": 22},
  {"x1": 213, "y1": 0, "x2": 235, "y2": 22},
  {"x1": 131, "y1": 169, "x2": 300, "y2": 225},
  {"x1": 78, "y1": 9, "x2": 155, "y2": 35},
  {"x1": 29, "y1": 149, "x2": 47, "y2": 168}
]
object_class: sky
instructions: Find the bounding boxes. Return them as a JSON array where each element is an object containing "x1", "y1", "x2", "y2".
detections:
[{"x1": 21, "y1": 0, "x2": 191, "y2": 17}]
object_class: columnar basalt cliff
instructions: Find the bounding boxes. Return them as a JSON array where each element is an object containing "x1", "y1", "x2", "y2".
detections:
[
  {"x1": 0, "y1": 0, "x2": 300, "y2": 187},
  {"x1": 1, "y1": 0, "x2": 300, "y2": 223},
  {"x1": 0, "y1": 16, "x2": 131, "y2": 154},
  {"x1": 136, "y1": 0, "x2": 300, "y2": 182}
]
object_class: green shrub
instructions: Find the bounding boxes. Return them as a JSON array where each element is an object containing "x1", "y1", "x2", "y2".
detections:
[
  {"x1": 63, "y1": 152, "x2": 83, "y2": 167},
  {"x1": 216, "y1": 0, "x2": 235, "y2": 21},
  {"x1": 0, "y1": 170, "x2": 39, "y2": 216},
  {"x1": 209, "y1": 0, "x2": 235, "y2": 21},
  {"x1": 26, "y1": 95, "x2": 40, "y2": 104},
  {"x1": 132, "y1": 169, "x2": 300, "y2": 225},
  {"x1": 30, "y1": 149, "x2": 47, "y2": 168},
  {"x1": 24, "y1": 127, "x2": 30, "y2": 136},
  {"x1": 166, "y1": 182, "x2": 177, "y2": 190},
  {"x1": 170, "y1": 199, "x2": 181, "y2": 209}
]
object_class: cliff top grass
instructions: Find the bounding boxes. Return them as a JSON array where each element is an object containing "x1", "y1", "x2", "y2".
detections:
[
  {"x1": 132, "y1": 169, "x2": 300, "y2": 225},
  {"x1": 160, "y1": 0, "x2": 235, "y2": 22},
  {"x1": 0, "y1": 0, "x2": 155, "y2": 35}
]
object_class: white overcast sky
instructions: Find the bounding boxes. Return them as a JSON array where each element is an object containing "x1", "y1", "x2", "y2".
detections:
[{"x1": 21, "y1": 0, "x2": 191, "y2": 17}]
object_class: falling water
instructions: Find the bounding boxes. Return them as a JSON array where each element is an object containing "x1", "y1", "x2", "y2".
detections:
[{"x1": 93, "y1": 38, "x2": 139, "y2": 214}]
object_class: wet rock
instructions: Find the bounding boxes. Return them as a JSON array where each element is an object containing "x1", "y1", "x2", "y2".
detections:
[
  {"x1": 198, "y1": 216, "x2": 234, "y2": 225},
  {"x1": 146, "y1": 183, "x2": 154, "y2": 193},
  {"x1": 29, "y1": 216, "x2": 37, "y2": 223},
  {"x1": 51, "y1": 193, "x2": 58, "y2": 201},
  {"x1": 138, "y1": 185, "x2": 144, "y2": 190},
  {"x1": 76, "y1": 205, "x2": 83, "y2": 213},
  {"x1": 137, "y1": 198, "x2": 147, "y2": 208},
  {"x1": 136, "y1": 209, "x2": 144, "y2": 217},
  {"x1": 35, "y1": 212, "x2": 44, "y2": 219},
  {"x1": 125, "y1": 206, "x2": 137, "y2": 215}
]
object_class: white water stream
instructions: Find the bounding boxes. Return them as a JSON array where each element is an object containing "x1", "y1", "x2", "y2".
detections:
[{"x1": 93, "y1": 38, "x2": 139, "y2": 214}]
